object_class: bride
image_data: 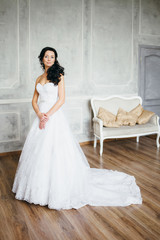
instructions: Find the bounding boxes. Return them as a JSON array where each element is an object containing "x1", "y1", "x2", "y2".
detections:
[{"x1": 12, "y1": 47, "x2": 142, "y2": 210}]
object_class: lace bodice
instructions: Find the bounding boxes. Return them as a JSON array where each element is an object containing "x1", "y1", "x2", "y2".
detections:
[{"x1": 36, "y1": 82, "x2": 58, "y2": 103}]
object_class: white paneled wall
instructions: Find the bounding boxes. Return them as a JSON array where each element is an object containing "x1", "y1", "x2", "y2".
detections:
[{"x1": 0, "y1": 0, "x2": 160, "y2": 153}]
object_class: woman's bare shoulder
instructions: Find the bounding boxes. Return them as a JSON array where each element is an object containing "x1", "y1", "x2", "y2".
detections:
[{"x1": 35, "y1": 75, "x2": 43, "y2": 84}]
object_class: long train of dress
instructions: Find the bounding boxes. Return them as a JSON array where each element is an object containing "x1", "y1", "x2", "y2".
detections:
[{"x1": 12, "y1": 82, "x2": 142, "y2": 210}]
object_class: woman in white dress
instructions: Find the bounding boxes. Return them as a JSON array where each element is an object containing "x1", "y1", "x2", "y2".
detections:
[{"x1": 12, "y1": 47, "x2": 142, "y2": 210}]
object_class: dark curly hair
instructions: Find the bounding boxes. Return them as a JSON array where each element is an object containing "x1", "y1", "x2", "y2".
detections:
[{"x1": 38, "y1": 47, "x2": 65, "y2": 86}]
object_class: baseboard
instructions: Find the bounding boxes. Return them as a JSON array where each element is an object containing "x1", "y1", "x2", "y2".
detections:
[{"x1": 0, "y1": 135, "x2": 156, "y2": 155}]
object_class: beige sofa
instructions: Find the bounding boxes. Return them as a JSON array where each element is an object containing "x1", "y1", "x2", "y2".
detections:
[{"x1": 90, "y1": 96, "x2": 160, "y2": 156}]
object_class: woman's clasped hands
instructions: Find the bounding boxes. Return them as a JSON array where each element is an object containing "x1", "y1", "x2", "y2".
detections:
[{"x1": 38, "y1": 112, "x2": 50, "y2": 129}]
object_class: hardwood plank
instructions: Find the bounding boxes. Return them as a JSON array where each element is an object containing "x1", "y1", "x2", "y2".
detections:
[{"x1": 0, "y1": 136, "x2": 160, "y2": 240}]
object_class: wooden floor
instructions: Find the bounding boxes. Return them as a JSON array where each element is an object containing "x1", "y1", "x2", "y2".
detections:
[{"x1": 0, "y1": 136, "x2": 160, "y2": 240}]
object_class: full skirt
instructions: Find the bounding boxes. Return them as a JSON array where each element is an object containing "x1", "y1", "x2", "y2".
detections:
[{"x1": 12, "y1": 102, "x2": 142, "y2": 210}]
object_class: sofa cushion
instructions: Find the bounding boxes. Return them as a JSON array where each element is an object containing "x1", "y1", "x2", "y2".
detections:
[
  {"x1": 137, "y1": 109, "x2": 155, "y2": 124},
  {"x1": 94, "y1": 122, "x2": 158, "y2": 137},
  {"x1": 116, "y1": 108, "x2": 138, "y2": 126},
  {"x1": 97, "y1": 107, "x2": 121, "y2": 128},
  {"x1": 130, "y1": 104, "x2": 143, "y2": 117}
]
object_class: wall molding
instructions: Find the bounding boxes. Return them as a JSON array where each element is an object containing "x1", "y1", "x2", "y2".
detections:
[
  {"x1": 139, "y1": 0, "x2": 160, "y2": 37},
  {"x1": 0, "y1": 111, "x2": 20, "y2": 142},
  {"x1": 0, "y1": 99, "x2": 32, "y2": 104},
  {"x1": 0, "y1": 0, "x2": 20, "y2": 89},
  {"x1": 90, "y1": 0, "x2": 134, "y2": 88},
  {"x1": 29, "y1": 0, "x2": 84, "y2": 90}
]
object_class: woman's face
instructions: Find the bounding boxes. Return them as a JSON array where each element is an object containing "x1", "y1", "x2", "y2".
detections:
[{"x1": 43, "y1": 50, "x2": 55, "y2": 68}]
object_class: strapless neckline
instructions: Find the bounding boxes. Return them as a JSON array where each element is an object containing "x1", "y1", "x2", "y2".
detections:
[{"x1": 37, "y1": 82, "x2": 53, "y2": 87}]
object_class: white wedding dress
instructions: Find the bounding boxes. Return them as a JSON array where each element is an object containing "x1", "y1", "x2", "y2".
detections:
[{"x1": 12, "y1": 82, "x2": 142, "y2": 210}]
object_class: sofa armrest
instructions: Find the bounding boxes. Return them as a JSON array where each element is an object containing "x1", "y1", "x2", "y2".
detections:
[
  {"x1": 92, "y1": 117, "x2": 103, "y2": 136},
  {"x1": 93, "y1": 117, "x2": 103, "y2": 126},
  {"x1": 148, "y1": 114, "x2": 159, "y2": 126}
]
